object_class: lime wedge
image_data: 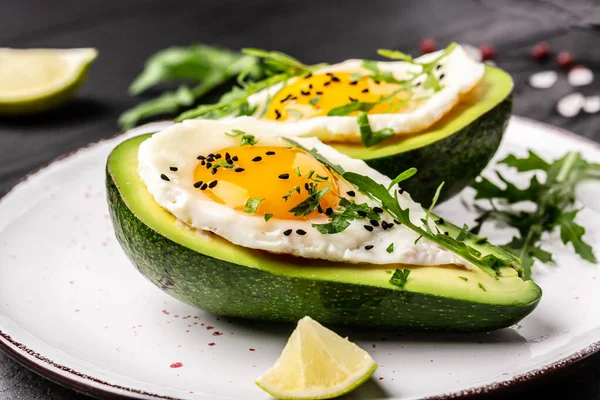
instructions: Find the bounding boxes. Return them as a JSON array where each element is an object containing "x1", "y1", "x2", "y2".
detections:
[
  {"x1": 0, "y1": 48, "x2": 97, "y2": 114},
  {"x1": 256, "y1": 316, "x2": 377, "y2": 399}
]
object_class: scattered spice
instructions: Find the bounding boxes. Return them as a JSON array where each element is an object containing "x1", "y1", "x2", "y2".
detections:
[{"x1": 160, "y1": 174, "x2": 170, "y2": 181}]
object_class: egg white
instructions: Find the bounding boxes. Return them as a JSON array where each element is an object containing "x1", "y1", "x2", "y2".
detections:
[
  {"x1": 235, "y1": 44, "x2": 484, "y2": 143},
  {"x1": 138, "y1": 118, "x2": 470, "y2": 267}
]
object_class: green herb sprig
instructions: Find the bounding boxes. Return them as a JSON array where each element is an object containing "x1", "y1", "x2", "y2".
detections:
[
  {"x1": 471, "y1": 151, "x2": 600, "y2": 279},
  {"x1": 313, "y1": 198, "x2": 380, "y2": 234}
]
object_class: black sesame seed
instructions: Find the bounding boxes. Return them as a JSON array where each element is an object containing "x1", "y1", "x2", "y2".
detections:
[
  {"x1": 304, "y1": 183, "x2": 310, "y2": 191},
  {"x1": 206, "y1": 162, "x2": 213, "y2": 169},
  {"x1": 225, "y1": 152, "x2": 231, "y2": 159},
  {"x1": 278, "y1": 173, "x2": 290, "y2": 179},
  {"x1": 266, "y1": 151, "x2": 276, "y2": 155},
  {"x1": 296, "y1": 229, "x2": 307, "y2": 235},
  {"x1": 316, "y1": 91, "x2": 323, "y2": 95},
  {"x1": 280, "y1": 94, "x2": 292, "y2": 103},
  {"x1": 283, "y1": 229, "x2": 293, "y2": 236},
  {"x1": 226, "y1": 157, "x2": 233, "y2": 164},
  {"x1": 208, "y1": 180, "x2": 218, "y2": 188},
  {"x1": 160, "y1": 174, "x2": 170, "y2": 181},
  {"x1": 214, "y1": 154, "x2": 222, "y2": 159},
  {"x1": 394, "y1": 219, "x2": 401, "y2": 225},
  {"x1": 208, "y1": 153, "x2": 214, "y2": 157},
  {"x1": 374, "y1": 80, "x2": 380, "y2": 84},
  {"x1": 370, "y1": 219, "x2": 379, "y2": 227},
  {"x1": 326, "y1": 72, "x2": 333, "y2": 76},
  {"x1": 331, "y1": 76, "x2": 340, "y2": 82},
  {"x1": 252, "y1": 156, "x2": 262, "y2": 162},
  {"x1": 324, "y1": 81, "x2": 331, "y2": 86},
  {"x1": 357, "y1": 210, "x2": 367, "y2": 217},
  {"x1": 235, "y1": 168, "x2": 245, "y2": 172},
  {"x1": 438, "y1": 218, "x2": 445, "y2": 225},
  {"x1": 365, "y1": 245, "x2": 374, "y2": 250},
  {"x1": 436, "y1": 64, "x2": 442, "y2": 70},
  {"x1": 275, "y1": 109, "x2": 282, "y2": 120},
  {"x1": 301, "y1": 90, "x2": 311, "y2": 96},
  {"x1": 197, "y1": 155, "x2": 206, "y2": 160},
  {"x1": 444, "y1": 231, "x2": 449, "y2": 236},
  {"x1": 349, "y1": 97, "x2": 357, "y2": 102},
  {"x1": 373, "y1": 207, "x2": 383, "y2": 213},
  {"x1": 211, "y1": 169, "x2": 217, "y2": 175},
  {"x1": 439, "y1": 73, "x2": 445, "y2": 80},
  {"x1": 201, "y1": 183, "x2": 208, "y2": 190},
  {"x1": 346, "y1": 190, "x2": 355, "y2": 197},
  {"x1": 169, "y1": 166, "x2": 178, "y2": 171},
  {"x1": 325, "y1": 207, "x2": 334, "y2": 216},
  {"x1": 349, "y1": 81, "x2": 358, "y2": 85},
  {"x1": 232, "y1": 156, "x2": 239, "y2": 162},
  {"x1": 414, "y1": 81, "x2": 422, "y2": 87},
  {"x1": 361, "y1": 88, "x2": 369, "y2": 93},
  {"x1": 364, "y1": 225, "x2": 374, "y2": 232},
  {"x1": 309, "y1": 84, "x2": 313, "y2": 89},
  {"x1": 291, "y1": 96, "x2": 298, "y2": 101},
  {"x1": 201, "y1": 160, "x2": 206, "y2": 166},
  {"x1": 398, "y1": 188, "x2": 405, "y2": 195},
  {"x1": 305, "y1": 73, "x2": 313, "y2": 79},
  {"x1": 193, "y1": 181, "x2": 203, "y2": 188}
]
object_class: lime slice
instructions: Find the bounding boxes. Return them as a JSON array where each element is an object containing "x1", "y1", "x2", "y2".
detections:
[
  {"x1": 256, "y1": 316, "x2": 377, "y2": 399},
  {"x1": 0, "y1": 48, "x2": 97, "y2": 114}
]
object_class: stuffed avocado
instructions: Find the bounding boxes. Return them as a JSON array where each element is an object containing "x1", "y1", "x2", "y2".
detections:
[
  {"x1": 176, "y1": 43, "x2": 512, "y2": 205},
  {"x1": 107, "y1": 123, "x2": 540, "y2": 332}
]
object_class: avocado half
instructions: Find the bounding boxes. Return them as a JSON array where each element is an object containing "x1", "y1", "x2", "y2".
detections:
[
  {"x1": 106, "y1": 134, "x2": 540, "y2": 332},
  {"x1": 333, "y1": 66, "x2": 513, "y2": 206}
]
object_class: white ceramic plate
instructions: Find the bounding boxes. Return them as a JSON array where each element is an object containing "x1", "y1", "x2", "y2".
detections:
[{"x1": 1, "y1": 117, "x2": 599, "y2": 400}]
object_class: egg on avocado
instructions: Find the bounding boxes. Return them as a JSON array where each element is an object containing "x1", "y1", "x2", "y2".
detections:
[
  {"x1": 177, "y1": 43, "x2": 514, "y2": 205},
  {"x1": 107, "y1": 118, "x2": 541, "y2": 332}
]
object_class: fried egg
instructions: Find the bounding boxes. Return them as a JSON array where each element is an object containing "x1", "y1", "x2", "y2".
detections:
[
  {"x1": 238, "y1": 44, "x2": 483, "y2": 143},
  {"x1": 138, "y1": 118, "x2": 470, "y2": 267}
]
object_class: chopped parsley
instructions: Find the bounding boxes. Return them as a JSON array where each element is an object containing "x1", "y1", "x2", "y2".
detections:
[
  {"x1": 225, "y1": 129, "x2": 246, "y2": 137},
  {"x1": 288, "y1": 184, "x2": 330, "y2": 217},
  {"x1": 478, "y1": 283, "x2": 486, "y2": 291},
  {"x1": 282, "y1": 186, "x2": 301, "y2": 201},
  {"x1": 244, "y1": 197, "x2": 264, "y2": 214},
  {"x1": 313, "y1": 198, "x2": 380, "y2": 234},
  {"x1": 264, "y1": 213, "x2": 274, "y2": 222},
  {"x1": 309, "y1": 96, "x2": 320, "y2": 106},
  {"x1": 211, "y1": 161, "x2": 237, "y2": 171},
  {"x1": 386, "y1": 243, "x2": 394, "y2": 253},
  {"x1": 458, "y1": 276, "x2": 468, "y2": 282},
  {"x1": 357, "y1": 111, "x2": 394, "y2": 148},
  {"x1": 389, "y1": 268, "x2": 411, "y2": 288}
]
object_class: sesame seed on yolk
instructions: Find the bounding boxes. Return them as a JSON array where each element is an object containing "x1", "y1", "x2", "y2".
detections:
[
  {"x1": 265, "y1": 72, "x2": 410, "y2": 121},
  {"x1": 193, "y1": 146, "x2": 340, "y2": 220}
]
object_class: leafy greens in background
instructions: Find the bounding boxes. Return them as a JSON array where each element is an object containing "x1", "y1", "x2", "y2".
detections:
[
  {"x1": 471, "y1": 151, "x2": 600, "y2": 279},
  {"x1": 119, "y1": 45, "x2": 263, "y2": 130}
]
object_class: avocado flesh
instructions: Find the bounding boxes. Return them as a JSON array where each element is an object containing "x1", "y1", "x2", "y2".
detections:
[
  {"x1": 106, "y1": 134, "x2": 541, "y2": 332},
  {"x1": 333, "y1": 66, "x2": 513, "y2": 206}
]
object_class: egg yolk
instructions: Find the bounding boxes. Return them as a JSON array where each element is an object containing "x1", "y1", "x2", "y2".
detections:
[
  {"x1": 264, "y1": 72, "x2": 410, "y2": 121},
  {"x1": 193, "y1": 146, "x2": 340, "y2": 220}
]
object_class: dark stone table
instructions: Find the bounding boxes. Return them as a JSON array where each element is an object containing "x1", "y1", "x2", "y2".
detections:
[{"x1": 0, "y1": 0, "x2": 599, "y2": 398}]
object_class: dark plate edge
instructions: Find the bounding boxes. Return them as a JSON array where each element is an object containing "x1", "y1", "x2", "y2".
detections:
[{"x1": 0, "y1": 116, "x2": 598, "y2": 400}]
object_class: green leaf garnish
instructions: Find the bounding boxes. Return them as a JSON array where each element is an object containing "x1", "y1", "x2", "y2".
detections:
[
  {"x1": 309, "y1": 96, "x2": 320, "y2": 106},
  {"x1": 386, "y1": 243, "x2": 394, "y2": 253},
  {"x1": 282, "y1": 186, "x2": 301, "y2": 201},
  {"x1": 211, "y1": 161, "x2": 237, "y2": 171},
  {"x1": 357, "y1": 112, "x2": 395, "y2": 147},
  {"x1": 389, "y1": 268, "x2": 411, "y2": 288},
  {"x1": 471, "y1": 150, "x2": 600, "y2": 279},
  {"x1": 313, "y1": 198, "x2": 379, "y2": 234},
  {"x1": 240, "y1": 134, "x2": 258, "y2": 146},
  {"x1": 225, "y1": 129, "x2": 246, "y2": 137},
  {"x1": 327, "y1": 101, "x2": 375, "y2": 116},
  {"x1": 458, "y1": 276, "x2": 468, "y2": 281},
  {"x1": 244, "y1": 197, "x2": 264, "y2": 214},
  {"x1": 289, "y1": 185, "x2": 331, "y2": 217},
  {"x1": 388, "y1": 167, "x2": 417, "y2": 190},
  {"x1": 478, "y1": 283, "x2": 486, "y2": 291},
  {"x1": 264, "y1": 213, "x2": 274, "y2": 222}
]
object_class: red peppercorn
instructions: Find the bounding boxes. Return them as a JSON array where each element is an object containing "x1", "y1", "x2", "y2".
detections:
[
  {"x1": 420, "y1": 38, "x2": 437, "y2": 54},
  {"x1": 531, "y1": 41, "x2": 551, "y2": 60},
  {"x1": 557, "y1": 51, "x2": 574, "y2": 68},
  {"x1": 479, "y1": 44, "x2": 496, "y2": 61}
]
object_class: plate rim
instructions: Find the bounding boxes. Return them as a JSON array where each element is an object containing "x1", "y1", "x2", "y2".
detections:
[{"x1": 0, "y1": 116, "x2": 599, "y2": 400}]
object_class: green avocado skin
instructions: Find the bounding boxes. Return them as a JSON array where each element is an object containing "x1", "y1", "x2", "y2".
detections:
[
  {"x1": 362, "y1": 96, "x2": 512, "y2": 206},
  {"x1": 107, "y1": 166, "x2": 539, "y2": 332}
]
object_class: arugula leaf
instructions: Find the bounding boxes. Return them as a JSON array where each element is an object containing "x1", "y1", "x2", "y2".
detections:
[
  {"x1": 472, "y1": 150, "x2": 600, "y2": 279},
  {"x1": 240, "y1": 134, "x2": 258, "y2": 146},
  {"x1": 388, "y1": 167, "x2": 417, "y2": 190},
  {"x1": 289, "y1": 185, "x2": 331, "y2": 217},
  {"x1": 313, "y1": 198, "x2": 379, "y2": 234},
  {"x1": 357, "y1": 112, "x2": 395, "y2": 148},
  {"x1": 282, "y1": 138, "x2": 345, "y2": 175},
  {"x1": 120, "y1": 45, "x2": 262, "y2": 130},
  {"x1": 244, "y1": 197, "x2": 264, "y2": 214},
  {"x1": 389, "y1": 269, "x2": 411, "y2": 288}
]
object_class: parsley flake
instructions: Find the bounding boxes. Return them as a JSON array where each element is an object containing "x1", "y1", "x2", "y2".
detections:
[
  {"x1": 264, "y1": 213, "x2": 274, "y2": 222},
  {"x1": 240, "y1": 134, "x2": 258, "y2": 146},
  {"x1": 389, "y1": 268, "x2": 411, "y2": 288},
  {"x1": 244, "y1": 197, "x2": 264, "y2": 214},
  {"x1": 386, "y1": 243, "x2": 394, "y2": 253}
]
